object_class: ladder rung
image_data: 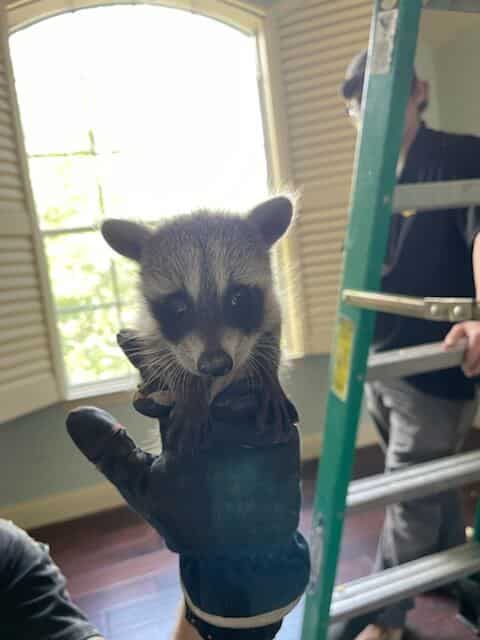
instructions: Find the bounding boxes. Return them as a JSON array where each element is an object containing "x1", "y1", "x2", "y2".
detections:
[
  {"x1": 366, "y1": 340, "x2": 465, "y2": 382},
  {"x1": 423, "y1": 0, "x2": 480, "y2": 12},
  {"x1": 331, "y1": 542, "x2": 480, "y2": 623},
  {"x1": 347, "y1": 450, "x2": 480, "y2": 514},
  {"x1": 394, "y1": 179, "x2": 480, "y2": 213},
  {"x1": 343, "y1": 289, "x2": 480, "y2": 322}
]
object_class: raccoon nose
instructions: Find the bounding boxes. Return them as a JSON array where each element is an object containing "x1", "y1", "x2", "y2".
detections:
[{"x1": 198, "y1": 350, "x2": 233, "y2": 377}]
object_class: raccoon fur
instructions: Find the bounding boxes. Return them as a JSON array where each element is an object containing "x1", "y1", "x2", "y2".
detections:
[{"x1": 101, "y1": 196, "x2": 294, "y2": 452}]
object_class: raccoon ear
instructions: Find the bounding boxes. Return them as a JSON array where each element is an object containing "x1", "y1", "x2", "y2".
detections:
[
  {"x1": 101, "y1": 219, "x2": 151, "y2": 262},
  {"x1": 248, "y1": 196, "x2": 293, "y2": 248}
]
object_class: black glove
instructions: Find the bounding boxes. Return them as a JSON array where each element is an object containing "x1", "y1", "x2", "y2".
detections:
[{"x1": 66, "y1": 332, "x2": 310, "y2": 639}]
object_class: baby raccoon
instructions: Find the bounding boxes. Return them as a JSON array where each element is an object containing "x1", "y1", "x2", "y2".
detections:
[{"x1": 101, "y1": 196, "x2": 294, "y2": 451}]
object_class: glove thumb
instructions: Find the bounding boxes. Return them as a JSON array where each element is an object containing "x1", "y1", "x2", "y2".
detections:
[
  {"x1": 67, "y1": 406, "x2": 127, "y2": 463},
  {"x1": 66, "y1": 407, "x2": 157, "y2": 517}
]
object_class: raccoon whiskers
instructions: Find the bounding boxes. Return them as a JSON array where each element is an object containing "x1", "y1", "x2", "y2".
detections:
[
  {"x1": 245, "y1": 354, "x2": 263, "y2": 392},
  {"x1": 141, "y1": 350, "x2": 179, "y2": 391},
  {"x1": 171, "y1": 365, "x2": 189, "y2": 398}
]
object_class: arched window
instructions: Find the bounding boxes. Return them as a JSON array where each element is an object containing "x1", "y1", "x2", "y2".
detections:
[{"x1": 10, "y1": 4, "x2": 269, "y2": 394}]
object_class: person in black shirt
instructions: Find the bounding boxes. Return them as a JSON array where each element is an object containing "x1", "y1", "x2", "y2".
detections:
[
  {"x1": 331, "y1": 51, "x2": 480, "y2": 640},
  {"x1": 0, "y1": 518, "x2": 103, "y2": 640}
]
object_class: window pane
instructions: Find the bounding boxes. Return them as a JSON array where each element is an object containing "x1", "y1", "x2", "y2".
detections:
[
  {"x1": 10, "y1": 4, "x2": 270, "y2": 392},
  {"x1": 45, "y1": 232, "x2": 114, "y2": 310},
  {"x1": 29, "y1": 156, "x2": 101, "y2": 230},
  {"x1": 99, "y1": 154, "x2": 169, "y2": 221},
  {"x1": 58, "y1": 307, "x2": 132, "y2": 386},
  {"x1": 114, "y1": 258, "x2": 139, "y2": 305},
  {"x1": 10, "y1": 13, "x2": 91, "y2": 155}
]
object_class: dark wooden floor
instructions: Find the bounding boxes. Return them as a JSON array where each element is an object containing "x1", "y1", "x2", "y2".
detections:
[{"x1": 30, "y1": 441, "x2": 480, "y2": 640}]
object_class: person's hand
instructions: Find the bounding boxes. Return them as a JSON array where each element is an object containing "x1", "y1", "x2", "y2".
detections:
[
  {"x1": 444, "y1": 320, "x2": 480, "y2": 377},
  {"x1": 66, "y1": 379, "x2": 300, "y2": 553}
]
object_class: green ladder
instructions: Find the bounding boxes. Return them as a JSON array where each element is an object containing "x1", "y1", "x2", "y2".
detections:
[{"x1": 300, "y1": 2, "x2": 480, "y2": 639}]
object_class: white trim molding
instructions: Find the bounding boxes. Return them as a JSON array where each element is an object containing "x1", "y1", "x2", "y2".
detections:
[
  {"x1": 1, "y1": 482, "x2": 125, "y2": 530},
  {"x1": 7, "y1": 0, "x2": 264, "y2": 33}
]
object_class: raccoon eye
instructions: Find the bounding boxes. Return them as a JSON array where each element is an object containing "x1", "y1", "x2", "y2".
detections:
[
  {"x1": 225, "y1": 284, "x2": 264, "y2": 334},
  {"x1": 148, "y1": 291, "x2": 194, "y2": 343},
  {"x1": 169, "y1": 297, "x2": 188, "y2": 316},
  {"x1": 230, "y1": 286, "x2": 249, "y2": 308}
]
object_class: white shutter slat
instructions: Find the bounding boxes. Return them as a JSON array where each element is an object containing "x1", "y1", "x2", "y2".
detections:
[
  {"x1": 303, "y1": 264, "x2": 343, "y2": 282},
  {"x1": 295, "y1": 162, "x2": 356, "y2": 184},
  {"x1": 281, "y1": 17, "x2": 371, "y2": 67},
  {"x1": 283, "y1": 43, "x2": 368, "y2": 84},
  {"x1": 0, "y1": 262, "x2": 35, "y2": 277},
  {"x1": 0, "y1": 249, "x2": 32, "y2": 263},
  {"x1": 0, "y1": 333, "x2": 46, "y2": 357},
  {"x1": 0, "y1": 146, "x2": 19, "y2": 164},
  {"x1": 0, "y1": 298, "x2": 41, "y2": 317},
  {"x1": 0, "y1": 358, "x2": 52, "y2": 385},
  {"x1": 291, "y1": 133, "x2": 355, "y2": 162},
  {"x1": 275, "y1": 0, "x2": 372, "y2": 354},
  {"x1": 0, "y1": 185, "x2": 26, "y2": 201},
  {"x1": 280, "y1": 0, "x2": 370, "y2": 31},
  {"x1": 0, "y1": 171, "x2": 23, "y2": 187},
  {"x1": 285, "y1": 65, "x2": 355, "y2": 98},
  {"x1": 293, "y1": 148, "x2": 356, "y2": 174},
  {"x1": 0, "y1": 310, "x2": 43, "y2": 330},
  {"x1": 0, "y1": 287, "x2": 40, "y2": 303},
  {"x1": 299, "y1": 237, "x2": 345, "y2": 256},
  {"x1": 289, "y1": 115, "x2": 353, "y2": 144},
  {"x1": 301, "y1": 182, "x2": 353, "y2": 209},
  {"x1": 0, "y1": 236, "x2": 31, "y2": 250},
  {"x1": 0, "y1": 3, "x2": 61, "y2": 422},
  {"x1": 2, "y1": 323, "x2": 47, "y2": 343},
  {"x1": 2, "y1": 273, "x2": 38, "y2": 291},
  {"x1": 1, "y1": 345, "x2": 49, "y2": 371}
]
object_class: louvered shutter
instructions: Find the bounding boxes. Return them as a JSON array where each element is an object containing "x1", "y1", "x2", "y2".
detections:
[
  {"x1": 271, "y1": 0, "x2": 372, "y2": 355},
  {"x1": 0, "y1": 4, "x2": 63, "y2": 422}
]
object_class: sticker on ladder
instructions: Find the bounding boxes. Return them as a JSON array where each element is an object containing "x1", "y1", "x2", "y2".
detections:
[
  {"x1": 332, "y1": 315, "x2": 355, "y2": 402},
  {"x1": 371, "y1": 9, "x2": 399, "y2": 75}
]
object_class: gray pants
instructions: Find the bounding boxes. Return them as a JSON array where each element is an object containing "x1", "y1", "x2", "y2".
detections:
[{"x1": 364, "y1": 379, "x2": 478, "y2": 628}]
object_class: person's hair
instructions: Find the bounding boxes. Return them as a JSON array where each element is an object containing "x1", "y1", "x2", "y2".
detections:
[{"x1": 342, "y1": 67, "x2": 428, "y2": 114}]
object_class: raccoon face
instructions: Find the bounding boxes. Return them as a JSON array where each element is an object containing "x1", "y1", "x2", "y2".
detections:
[{"x1": 101, "y1": 196, "x2": 293, "y2": 381}]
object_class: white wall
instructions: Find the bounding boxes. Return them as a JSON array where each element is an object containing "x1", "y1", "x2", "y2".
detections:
[
  {"x1": 415, "y1": 40, "x2": 441, "y2": 130},
  {"x1": 435, "y1": 23, "x2": 480, "y2": 135}
]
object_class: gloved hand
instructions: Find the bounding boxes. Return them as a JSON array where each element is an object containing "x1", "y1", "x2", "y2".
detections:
[{"x1": 66, "y1": 331, "x2": 310, "y2": 639}]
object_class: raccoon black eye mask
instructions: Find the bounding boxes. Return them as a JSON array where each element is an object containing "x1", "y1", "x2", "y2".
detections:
[
  {"x1": 148, "y1": 284, "x2": 264, "y2": 345},
  {"x1": 100, "y1": 196, "x2": 295, "y2": 451}
]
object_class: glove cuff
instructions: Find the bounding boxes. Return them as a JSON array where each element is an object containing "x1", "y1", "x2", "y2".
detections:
[{"x1": 179, "y1": 532, "x2": 310, "y2": 631}]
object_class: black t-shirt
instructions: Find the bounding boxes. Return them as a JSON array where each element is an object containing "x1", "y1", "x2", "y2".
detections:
[
  {"x1": 0, "y1": 519, "x2": 100, "y2": 640},
  {"x1": 373, "y1": 123, "x2": 480, "y2": 399}
]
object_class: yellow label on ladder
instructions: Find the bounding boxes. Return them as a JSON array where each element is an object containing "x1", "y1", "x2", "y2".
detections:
[{"x1": 332, "y1": 315, "x2": 355, "y2": 401}]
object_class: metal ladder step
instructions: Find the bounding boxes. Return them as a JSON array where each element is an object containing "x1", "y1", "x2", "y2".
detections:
[
  {"x1": 347, "y1": 450, "x2": 480, "y2": 514},
  {"x1": 331, "y1": 542, "x2": 480, "y2": 623},
  {"x1": 366, "y1": 340, "x2": 465, "y2": 382},
  {"x1": 394, "y1": 179, "x2": 480, "y2": 212}
]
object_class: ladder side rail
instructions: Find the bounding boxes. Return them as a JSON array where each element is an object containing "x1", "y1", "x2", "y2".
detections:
[{"x1": 300, "y1": 3, "x2": 423, "y2": 640}]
